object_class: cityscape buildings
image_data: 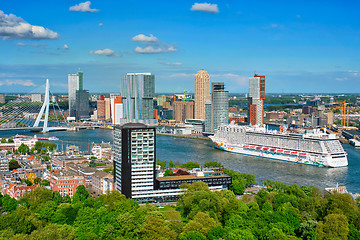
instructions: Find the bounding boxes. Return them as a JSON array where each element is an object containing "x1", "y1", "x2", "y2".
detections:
[
  {"x1": 68, "y1": 72, "x2": 83, "y2": 118},
  {"x1": 120, "y1": 73, "x2": 155, "y2": 124},
  {"x1": 248, "y1": 74, "x2": 265, "y2": 125},
  {"x1": 97, "y1": 95, "x2": 106, "y2": 121},
  {"x1": 113, "y1": 123, "x2": 231, "y2": 203},
  {"x1": 205, "y1": 82, "x2": 229, "y2": 133},
  {"x1": 194, "y1": 70, "x2": 210, "y2": 120}
]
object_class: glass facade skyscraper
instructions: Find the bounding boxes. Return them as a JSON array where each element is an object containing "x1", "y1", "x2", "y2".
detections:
[
  {"x1": 120, "y1": 73, "x2": 155, "y2": 124},
  {"x1": 205, "y1": 82, "x2": 229, "y2": 133},
  {"x1": 68, "y1": 72, "x2": 83, "y2": 118}
]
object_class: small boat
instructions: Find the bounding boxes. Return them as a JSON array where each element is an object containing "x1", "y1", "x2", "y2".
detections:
[{"x1": 15, "y1": 134, "x2": 59, "y2": 141}]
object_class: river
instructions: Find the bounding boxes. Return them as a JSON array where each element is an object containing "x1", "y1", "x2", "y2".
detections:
[{"x1": 1, "y1": 128, "x2": 359, "y2": 193}]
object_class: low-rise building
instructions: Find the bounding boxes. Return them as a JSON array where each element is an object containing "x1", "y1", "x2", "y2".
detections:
[
  {"x1": 91, "y1": 171, "x2": 114, "y2": 195},
  {"x1": 0, "y1": 157, "x2": 9, "y2": 172},
  {"x1": 52, "y1": 155, "x2": 90, "y2": 168},
  {"x1": 49, "y1": 170, "x2": 85, "y2": 197}
]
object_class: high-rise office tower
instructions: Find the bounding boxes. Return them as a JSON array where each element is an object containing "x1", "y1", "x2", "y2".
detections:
[
  {"x1": 205, "y1": 82, "x2": 229, "y2": 132},
  {"x1": 248, "y1": 74, "x2": 265, "y2": 125},
  {"x1": 113, "y1": 123, "x2": 156, "y2": 198},
  {"x1": 173, "y1": 101, "x2": 194, "y2": 123},
  {"x1": 120, "y1": 73, "x2": 155, "y2": 123},
  {"x1": 75, "y1": 90, "x2": 89, "y2": 120},
  {"x1": 68, "y1": 72, "x2": 83, "y2": 117},
  {"x1": 194, "y1": 70, "x2": 210, "y2": 120}
]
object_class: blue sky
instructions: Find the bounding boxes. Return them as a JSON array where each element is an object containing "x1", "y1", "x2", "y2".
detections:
[{"x1": 0, "y1": 0, "x2": 359, "y2": 93}]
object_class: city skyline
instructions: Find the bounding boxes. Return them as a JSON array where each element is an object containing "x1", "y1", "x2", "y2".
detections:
[{"x1": 0, "y1": 1, "x2": 359, "y2": 93}]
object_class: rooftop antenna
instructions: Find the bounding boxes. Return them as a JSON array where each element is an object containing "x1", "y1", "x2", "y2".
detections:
[{"x1": 254, "y1": 71, "x2": 257, "y2": 77}]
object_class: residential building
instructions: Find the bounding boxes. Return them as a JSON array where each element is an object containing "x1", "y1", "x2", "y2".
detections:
[
  {"x1": 91, "y1": 171, "x2": 114, "y2": 195},
  {"x1": 248, "y1": 74, "x2": 265, "y2": 125},
  {"x1": 0, "y1": 94, "x2": 5, "y2": 104},
  {"x1": 91, "y1": 142, "x2": 112, "y2": 159},
  {"x1": 97, "y1": 95, "x2": 106, "y2": 121},
  {"x1": 157, "y1": 95, "x2": 167, "y2": 106},
  {"x1": 7, "y1": 184, "x2": 37, "y2": 200},
  {"x1": 75, "y1": 90, "x2": 90, "y2": 120},
  {"x1": 68, "y1": 72, "x2": 83, "y2": 118},
  {"x1": 51, "y1": 155, "x2": 90, "y2": 168},
  {"x1": 173, "y1": 101, "x2": 194, "y2": 123},
  {"x1": 120, "y1": 73, "x2": 155, "y2": 124},
  {"x1": 205, "y1": 82, "x2": 229, "y2": 133},
  {"x1": 111, "y1": 95, "x2": 123, "y2": 125},
  {"x1": 49, "y1": 170, "x2": 85, "y2": 197},
  {"x1": 194, "y1": 70, "x2": 210, "y2": 120},
  {"x1": 114, "y1": 123, "x2": 156, "y2": 199},
  {"x1": 31, "y1": 94, "x2": 43, "y2": 102},
  {"x1": 0, "y1": 158, "x2": 9, "y2": 172}
]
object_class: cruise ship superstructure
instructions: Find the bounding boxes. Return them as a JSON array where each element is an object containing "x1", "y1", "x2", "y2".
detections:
[{"x1": 209, "y1": 123, "x2": 348, "y2": 167}]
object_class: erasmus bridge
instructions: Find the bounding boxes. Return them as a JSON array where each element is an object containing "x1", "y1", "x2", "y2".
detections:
[{"x1": 0, "y1": 79, "x2": 69, "y2": 132}]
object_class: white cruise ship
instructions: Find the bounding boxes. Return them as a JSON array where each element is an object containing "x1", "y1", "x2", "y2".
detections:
[{"x1": 209, "y1": 123, "x2": 348, "y2": 168}]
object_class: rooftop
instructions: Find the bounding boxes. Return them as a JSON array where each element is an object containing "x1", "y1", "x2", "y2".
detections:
[{"x1": 157, "y1": 174, "x2": 230, "y2": 181}]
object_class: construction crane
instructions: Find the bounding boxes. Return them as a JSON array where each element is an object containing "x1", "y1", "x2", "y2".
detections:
[{"x1": 341, "y1": 101, "x2": 349, "y2": 128}]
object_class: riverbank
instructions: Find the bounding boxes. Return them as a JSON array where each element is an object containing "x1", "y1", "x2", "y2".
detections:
[{"x1": 157, "y1": 132, "x2": 210, "y2": 140}]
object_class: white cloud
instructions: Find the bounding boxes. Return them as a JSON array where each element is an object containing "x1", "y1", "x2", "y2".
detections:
[
  {"x1": 132, "y1": 34, "x2": 177, "y2": 54},
  {"x1": 16, "y1": 42, "x2": 26, "y2": 46},
  {"x1": 132, "y1": 34, "x2": 158, "y2": 42},
  {"x1": 63, "y1": 44, "x2": 69, "y2": 50},
  {"x1": 159, "y1": 61, "x2": 183, "y2": 66},
  {"x1": 348, "y1": 70, "x2": 359, "y2": 76},
  {"x1": 99, "y1": 23, "x2": 103, "y2": 27},
  {"x1": 335, "y1": 77, "x2": 347, "y2": 81},
  {"x1": 0, "y1": 10, "x2": 58, "y2": 40},
  {"x1": 69, "y1": 1, "x2": 99, "y2": 12},
  {"x1": 296, "y1": 14, "x2": 301, "y2": 19},
  {"x1": 191, "y1": 3, "x2": 219, "y2": 13},
  {"x1": 135, "y1": 45, "x2": 176, "y2": 54},
  {"x1": 89, "y1": 48, "x2": 118, "y2": 56},
  {"x1": 0, "y1": 79, "x2": 36, "y2": 87}
]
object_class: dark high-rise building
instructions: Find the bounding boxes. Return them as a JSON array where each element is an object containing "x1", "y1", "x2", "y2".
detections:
[
  {"x1": 113, "y1": 123, "x2": 156, "y2": 199},
  {"x1": 248, "y1": 74, "x2": 265, "y2": 125},
  {"x1": 75, "y1": 90, "x2": 90, "y2": 120}
]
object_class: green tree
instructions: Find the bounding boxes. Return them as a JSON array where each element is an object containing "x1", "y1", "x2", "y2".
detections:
[
  {"x1": 40, "y1": 179, "x2": 50, "y2": 186},
  {"x1": 36, "y1": 201, "x2": 57, "y2": 221},
  {"x1": 140, "y1": 214, "x2": 177, "y2": 240},
  {"x1": 182, "y1": 212, "x2": 219, "y2": 237},
  {"x1": 156, "y1": 158, "x2": 167, "y2": 169},
  {"x1": 72, "y1": 185, "x2": 91, "y2": 203},
  {"x1": 164, "y1": 169, "x2": 173, "y2": 176},
  {"x1": 181, "y1": 231, "x2": 206, "y2": 240},
  {"x1": 1, "y1": 138, "x2": 6, "y2": 143},
  {"x1": 29, "y1": 223, "x2": 77, "y2": 240},
  {"x1": 181, "y1": 161, "x2": 200, "y2": 170},
  {"x1": 18, "y1": 143, "x2": 30, "y2": 155},
  {"x1": 316, "y1": 214, "x2": 349, "y2": 240},
  {"x1": 230, "y1": 179, "x2": 246, "y2": 195},
  {"x1": 22, "y1": 186, "x2": 53, "y2": 210},
  {"x1": 168, "y1": 160, "x2": 175, "y2": 168},
  {"x1": 9, "y1": 159, "x2": 21, "y2": 170},
  {"x1": 7, "y1": 138, "x2": 14, "y2": 143},
  {"x1": 1, "y1": 194, "x2": 18, "y2": 213},
  {"x1": 266, "y1": 228, "x2": 286, "y2": 240}
]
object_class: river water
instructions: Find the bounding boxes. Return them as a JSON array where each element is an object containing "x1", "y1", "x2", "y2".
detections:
[{"x1": 1, "y1": 128, "x2": 359, "y2": 193}]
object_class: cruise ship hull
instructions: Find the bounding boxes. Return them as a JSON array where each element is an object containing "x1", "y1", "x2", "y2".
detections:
[{"x1": 209, "y1": 137, "x2": 348, "y2": 168}]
